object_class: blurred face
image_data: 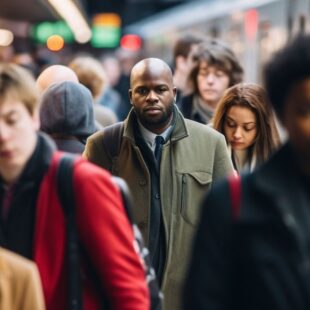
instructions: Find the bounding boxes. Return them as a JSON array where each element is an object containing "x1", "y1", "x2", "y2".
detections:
[
  {"x1": 197, "y1": 61, "x2": 230, "y2": 109},
  {"x1": 282, "y1": 79, "x2": 310, "y2": 172},
  {"x1": 0, "y1": 99, "x2": 39, "y2": 184},
  {"x1": 224, "y1": 105, "x2": 257, "y2": 151},
  {"x1": 129, "y1": 66, "x2": 176, "y2": 134}
]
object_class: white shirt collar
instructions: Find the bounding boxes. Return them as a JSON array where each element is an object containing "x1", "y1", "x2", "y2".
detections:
[{"x1": 137, "y1": 120, "x2": 172, "y2": 151}]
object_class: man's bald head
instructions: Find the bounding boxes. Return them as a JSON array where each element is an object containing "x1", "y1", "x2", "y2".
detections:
[
  {"x1": 130, "y1": 58, "x2": 173, "y2": 87},
  {"x1": 36, "y1": 65, "x2": 79, "y2": 92}
]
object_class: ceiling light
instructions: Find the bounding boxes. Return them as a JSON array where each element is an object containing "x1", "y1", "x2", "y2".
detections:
[
  {"x1": 47, "y1": 0, "x2": 91, "y2": 43},
  {"x1": 0, "y1": 29, "x2": 14, "y2": 46}
]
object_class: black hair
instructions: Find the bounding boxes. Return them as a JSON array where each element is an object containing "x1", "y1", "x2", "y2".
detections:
[{"x1": 264, "y1": 35, "x2": 310, "y2": 119}]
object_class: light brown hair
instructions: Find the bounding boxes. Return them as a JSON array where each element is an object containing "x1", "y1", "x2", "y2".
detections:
[
  {"x1": 0, "y1": 63, "x2": 39, "y2": 115},
  {"x1": 69, "y1": 56, "x2": 106, "y2": 100},
  {"x1": 212, "y1": 83, "x2": 280, "y2": 164}
]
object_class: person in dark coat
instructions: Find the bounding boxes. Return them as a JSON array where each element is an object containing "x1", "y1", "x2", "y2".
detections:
[
  {"x1": 183, "y1": 34, "x2": 310, "y2": 310},
  {"x1": 40, "y1": 81, "x2": 96, "y2": 154}
]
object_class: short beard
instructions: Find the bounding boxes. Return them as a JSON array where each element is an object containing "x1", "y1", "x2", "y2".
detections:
[{"x1": 135, "y1": 101, "x2": 174, "y2": 132}]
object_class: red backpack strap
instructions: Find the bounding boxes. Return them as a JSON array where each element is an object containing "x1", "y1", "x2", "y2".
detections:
[{"x1": 228, "y1": 174, "x2": 241, "y2": 220}]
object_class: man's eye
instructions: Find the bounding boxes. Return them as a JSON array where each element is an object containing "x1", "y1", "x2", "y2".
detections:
[{"x1": 137, "y1": 89, "x2": 148, "y2": 95}]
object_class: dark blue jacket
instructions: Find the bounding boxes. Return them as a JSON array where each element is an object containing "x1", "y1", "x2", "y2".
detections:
[{"x1": 184, "y1": 143, "x2": 310, "y2": 310}]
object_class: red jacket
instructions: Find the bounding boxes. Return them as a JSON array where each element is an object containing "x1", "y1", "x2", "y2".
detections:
[{"x1": 33, "y1": 152, "x2": 149, "y2": 309}]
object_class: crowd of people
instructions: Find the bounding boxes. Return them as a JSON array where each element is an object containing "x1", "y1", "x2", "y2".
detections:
[{"x1": 0, "y1": 31, "x2": 310, "y2": 310}]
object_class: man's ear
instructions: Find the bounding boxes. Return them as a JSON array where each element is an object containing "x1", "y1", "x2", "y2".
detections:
[
  {"x1": 129, "y1": 89, "x2": 133, "y2": 105},
  {"x1": 173, "y1": 87, "x2": 177, "y2": 100}
]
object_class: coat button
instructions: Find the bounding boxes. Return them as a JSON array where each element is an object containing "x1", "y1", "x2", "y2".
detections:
[{"x1": 155, "y1": 193, "x2": 160, "y2": 199}]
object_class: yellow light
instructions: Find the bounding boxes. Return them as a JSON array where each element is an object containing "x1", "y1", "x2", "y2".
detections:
[
  {"x1": 0, "y1": 29, "x2": 14, "y2": 46},
  {"x1": 93, "y1": 13, "x2": 121, "y2": 27},
  {"x1": 46, "y1": 35, "x2": 64, "y2": 51}
]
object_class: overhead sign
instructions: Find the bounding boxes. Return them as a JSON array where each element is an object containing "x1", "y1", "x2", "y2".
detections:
[
  {"x1": 31, "y1": 13, "x2": 123, "y2": 48},
  {"x1": 31, "y1": 21, "x2": 74, "y2": 44}
]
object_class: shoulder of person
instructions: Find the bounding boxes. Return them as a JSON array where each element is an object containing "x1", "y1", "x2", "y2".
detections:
[
  {"x1": 73, "y1": 156, "x2": 112, "y2": 180},
  {"x1": 0, "y1": 248, "x2": 38, "y2": 276},
  {"x1": 86, "y1": 129, "x2": 105, "y2": 144},
  {"x1": 185, "y1": 118, "x2": 224, "y2": 139}
]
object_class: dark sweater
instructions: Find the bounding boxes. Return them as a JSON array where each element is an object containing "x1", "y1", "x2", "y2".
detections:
[{"x1": 0, "y1": 133, "x2": 55, "y2": 258}]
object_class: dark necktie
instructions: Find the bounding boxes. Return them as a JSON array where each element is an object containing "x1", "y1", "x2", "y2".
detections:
[{"x1": 154, "y1": 135, "x2": 165, "y2": 162}]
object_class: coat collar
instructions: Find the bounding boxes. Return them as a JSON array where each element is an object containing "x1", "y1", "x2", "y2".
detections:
[{"x1": 123, "y1": 105, "x2": 189, "y2": 144}]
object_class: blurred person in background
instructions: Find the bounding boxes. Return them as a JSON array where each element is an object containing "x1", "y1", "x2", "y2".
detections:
[
  {"x1": 36, "y1": 64, "x2": 78, "y2": 92},
  {"x1": 36, "y1": 64, "x2": 102, "y2": 132},
  {"x1": 114, "y1": 48, "x2": 142, "y2": 120},
  {"x1": 0, "y1": 46, "x2": 14, "y2": 63},
  {"x1": 36, "y1": 64, "x2": 98, "y2": 153},
  {"x1": 98, "y1": 54, "x2": 125, "y2": 121},
  {"x1": 179, "y1": 38, "x2": 243, "y2": 124},
  {"x1": 84, "y1": 57, "x2": 233, "y2": 310},
  {"x1": 212, "y1": 83, "x2": 280, "y2": 173},
  {"x1": 172, "y1": 33, "x2": 204, "y2": 101},
  {"x1": 40, "y1": 81, "x2": 96, "y2": 154},
  {"x1": 69, "y1": 55, "x2": 117, "y2": 127},
  {"x1": 184, "y1": 35, "x2": 310, "y2": 310},
  {"x1": 0, "y1": 63, "x2": 149, "y2": 310},
  {"x1": 0, "y1": 247, "x2": 45, "y2": 309},
  {"x1": 11, "y1": 52, "x2": 39, "y2": 77}
]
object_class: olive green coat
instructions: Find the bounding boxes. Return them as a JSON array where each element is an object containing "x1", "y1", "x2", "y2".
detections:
[{"x1": 83, "y1": 108, "x2": 233, "y2": 310}]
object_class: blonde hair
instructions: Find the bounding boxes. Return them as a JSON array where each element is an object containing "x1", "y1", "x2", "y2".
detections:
[
  {"x1": 69, "y1": 56, "x2": 106, "y2": 100},
  {"x1": 0, "y1": 63, "x2": 39, "y2": 115},
  {"x1": 212, "y1": 83, "x2": 280, "y2": 165}
]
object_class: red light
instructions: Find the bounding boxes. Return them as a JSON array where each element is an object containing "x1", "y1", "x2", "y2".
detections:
[
  {"x1": 245, "y1": 9, "x2": 258, "y2": 40},
  {"x1": 120, "y1": 34, "x2": 142, "y2": 51}
]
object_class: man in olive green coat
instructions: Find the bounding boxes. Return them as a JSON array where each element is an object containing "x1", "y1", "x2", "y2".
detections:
[{"x1": 83, "y1": 58, "x2": 233, "y2": 310}]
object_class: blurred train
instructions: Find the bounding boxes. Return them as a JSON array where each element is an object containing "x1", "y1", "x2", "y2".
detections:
[{"x1": 126, "y1": 0, "x2": 310, "y2": 83}]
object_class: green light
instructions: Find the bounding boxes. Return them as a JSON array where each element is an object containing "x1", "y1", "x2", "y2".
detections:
[
  {"x1": 54, "y1": 21, "x2": 74, "y2": 43},
  {"x1": 91, "y1": 26, "x2": 121, "y2": 48},
  {"x1": 31, "y1": 21, "x2": 74, "y2": 44},
  {"x1": 32, "y1": 22, "x2": 54, "y2": 43}
]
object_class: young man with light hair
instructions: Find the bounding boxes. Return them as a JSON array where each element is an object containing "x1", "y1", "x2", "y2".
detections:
[{"x1": 0, "y1": 63, "x2": 149, "y2": 309}]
